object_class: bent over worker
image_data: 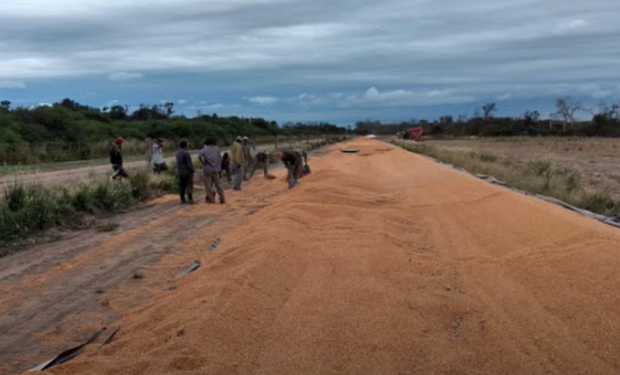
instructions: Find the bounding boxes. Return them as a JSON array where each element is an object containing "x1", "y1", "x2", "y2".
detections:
[
  {"x1": 250, "y1": 151, "x2": 269, "y2": 178},
  {"x1": 294, "y1": 148, "x2": 308, "y2": 166},
  {"x1": 278, "y1": 150, "x2": 302, "y2": 189}
]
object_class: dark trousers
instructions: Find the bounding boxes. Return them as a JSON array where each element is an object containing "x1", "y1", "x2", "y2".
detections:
[
  {"x1": 220, "y1": 164, "x2": 232, "y2": 183},
  {"x1": 152, "y1": 162, "x2": 168, "y2": 174},
  {"x1": 250, "y1": 160, "x2": 268, "y2": 178},
  {"x1": 285, "y1": 159, "x2": 301, "y2": 189},
  {"x1": 111, "y1": 164, "x2": 128, "y2": 179},
  {"x1": 179, "y1": 174, "x2": 194, "y2": 203}
]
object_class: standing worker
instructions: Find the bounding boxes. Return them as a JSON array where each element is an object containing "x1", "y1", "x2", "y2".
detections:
[
  {"x1": 278, "y1": 150, "x2": 302, "y2": 189},
  {"x1": 176, "y1": 140, "x2": 195, "y2": 204},
  {"x1": 230, "y1": 136, "x2": 244, "y2": 191},
  {"x1": 109, "y1": 137, "x2": 128, "y2": 180},
  {"x1": 150, "y1": 138, "x2": 168, "y2": 174},
  {"x1": 250, "y1": 150, "x2": 270, "y2": 178},
  {"x1": 198, "y1": 138, "x2": 226, "y2": 204},
  {"x1": 242, "y1": 136, "x2": 252, "y2": 180}
]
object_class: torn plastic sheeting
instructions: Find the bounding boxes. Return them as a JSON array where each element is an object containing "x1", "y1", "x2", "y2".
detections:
[
  {"x1": 475, "y1": 174, "x2": 512, "y2": 188},
  {"x1": 172, "y1": 261, "x2": 201, "y2": 281},
  {"x1": 209, "y1": 239, "x2": 220, "y2": 252},
  {"x1": 97, "y1": 326, "x2": 120, "y2": 352},
  {"x1": 29, "y1": 328, "x2": 106, "y2": 371},
  {"x1": 603, "y1": 218, "x2": 620, "y2": 228},
  {"x1": 536, "y1": 194, "x2": 620, "y2": 228}
]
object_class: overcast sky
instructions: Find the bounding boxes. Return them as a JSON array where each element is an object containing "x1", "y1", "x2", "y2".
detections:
[{"x1": 1, "y1": 0, "x2": 619, "y2": 124}]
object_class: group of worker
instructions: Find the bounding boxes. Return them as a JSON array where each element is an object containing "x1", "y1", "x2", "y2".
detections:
[{"x1": 109, "y1": 136, "x2": 309, "y2": 205}]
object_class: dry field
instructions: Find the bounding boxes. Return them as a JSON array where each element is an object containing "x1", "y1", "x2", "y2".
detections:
[{"x1": 427, "y1": 137, "x2": 620, "y2": 199}]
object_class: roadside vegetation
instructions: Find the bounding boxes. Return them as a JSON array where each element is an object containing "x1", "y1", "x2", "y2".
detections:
[
  {"x1": 0, "y1": 98, "x2": 346, "y2": 165},
  {"x1": 0, "y1": 169, "x2": 160, "y2": 255},
  {"x1": 394, "y1": 141, "x2": 620, "y2": 218},
  {"x1": 356, "y1": 98, "x2": 620, "y2": 138}
]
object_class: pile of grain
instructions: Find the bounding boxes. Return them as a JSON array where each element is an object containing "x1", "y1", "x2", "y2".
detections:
[{"x1": 53, "y1": 139, "x2": 620, "y2": 375}]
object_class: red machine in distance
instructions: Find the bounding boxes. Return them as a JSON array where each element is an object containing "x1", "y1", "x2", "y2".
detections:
[{"x1": 404, "y1": 127, "x2": 423, "y2": 141}]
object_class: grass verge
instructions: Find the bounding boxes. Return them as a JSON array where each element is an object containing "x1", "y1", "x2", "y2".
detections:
[
  {"x1": 0, "y1": 168, "x2": 177, "y2": 256},
  {"x1": 393, "y1": 140, "x2": 620, "y2": 218}
]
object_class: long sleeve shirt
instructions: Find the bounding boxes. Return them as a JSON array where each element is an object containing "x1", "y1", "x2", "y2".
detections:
[
  {"x1": 281, "y1": 151, "x2": 299, "y2": 168},
  {"x1": 231, "y1": 141, "x2": 244, "y2": 165},
  {"x1": 176, "y1": 148, "x2": 194, "y2": 177},
  {"x1": 198, "y1": 145, "x2": 222, "y2": 173},
  {"x1": 110, "y1": 144, "x2": 123, "y2": 166}
]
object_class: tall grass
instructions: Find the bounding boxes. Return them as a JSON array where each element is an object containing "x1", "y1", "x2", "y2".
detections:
[
  {"x1": 0, "y1": 169, "x2": 178, "y2": 252},
  {"x1": 394, "y1": 141, "x2": 620, "y2": 218}
]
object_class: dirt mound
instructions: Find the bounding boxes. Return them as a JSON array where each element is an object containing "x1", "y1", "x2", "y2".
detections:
[{"x1": 51, "y1": 138, "x2": 620, "y2": 375}]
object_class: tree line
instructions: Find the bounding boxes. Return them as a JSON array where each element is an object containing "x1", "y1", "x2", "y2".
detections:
[
  {"x1": 0, "y1": 98, "x2": 346, "y2": 164},
  {"x1": 354, "y1": 97, "x2": 620, "y2": 138}
]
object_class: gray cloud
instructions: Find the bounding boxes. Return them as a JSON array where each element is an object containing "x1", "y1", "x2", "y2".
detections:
[
  {"x1": 1, "y1": 0, "x2": 619, "y2": 114},
  {"x1": 0, "y1": 81, "x2": 26, "y2": 88},
  {"x1": 249, "y1": 96, "x2": 279, "y2": 105},
  {"x1": 108, "y1": 72, "x2": 144, "y2": 81}
]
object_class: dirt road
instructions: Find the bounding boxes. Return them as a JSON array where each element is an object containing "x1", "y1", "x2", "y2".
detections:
[
  {"x1": 0, "y1": 140, "x2": 302, "y2": 196},
  {"x1": 3, "y1": 138, "x2": 620, "y2": 374},
  {"x1": 0, "y1": 151, "x2": 172, "y2": 194}
]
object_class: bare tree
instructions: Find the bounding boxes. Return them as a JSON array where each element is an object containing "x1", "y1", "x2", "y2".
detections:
[
  {"x1": 482, "y1": 102, "x2": 497, "y2": 121},
  {"x1": 522, "y1": 109, "x2": 540, "y2": 124},
  {"x1": 551, "y1": 97, "x2": 581, "y2": 132},
  {"x1": 592, "y1": 101, "x2": 620, "y2": 120}
]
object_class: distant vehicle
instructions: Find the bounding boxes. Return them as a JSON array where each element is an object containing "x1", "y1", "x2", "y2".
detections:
[
  {"x1": 403, "y1": 127, "x2": 423, "y2": 141},
  {"x1": 365, "y1": 134, "x2": 377, "y2": 139}
]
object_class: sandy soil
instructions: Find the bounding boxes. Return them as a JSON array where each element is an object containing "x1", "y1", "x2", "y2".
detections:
[
  {"x1": 427, "y1": 137, "x2": 620, "y2": 198},
  {"x1": 4, "y1": 138, "x2": 620, "y2": 374}
]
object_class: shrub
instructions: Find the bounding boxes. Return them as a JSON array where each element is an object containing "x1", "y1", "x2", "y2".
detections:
[
  {"x1": 129, "y1": 169, "x2": 151, "y2": 201},
  {"x1": 154, "y1": 174, "x2": 178, "y2": 194},
  {"x1": 579, "y1": 194, "x2": 620, "y2": 217},
  {"x1": 91, "y1": 180, "x2": 133, "y2": 212},
  {"x1": 478, "y1": 152, "x2": 498, "y2": 163},
  {"x1": 528, "y1": 160, "x2": 552, "y2": 176}
]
